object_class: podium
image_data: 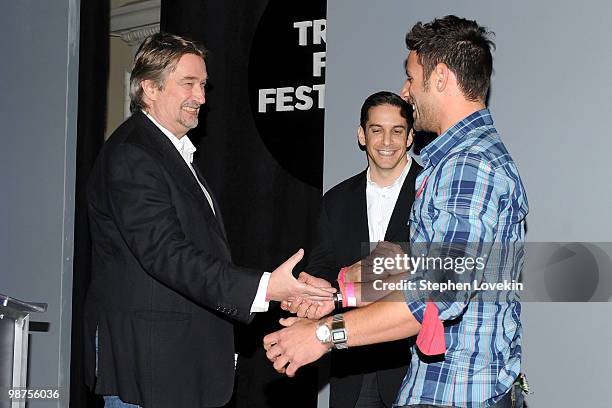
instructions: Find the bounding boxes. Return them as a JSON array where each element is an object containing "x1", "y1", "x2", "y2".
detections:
[{"x1": 0, "y1": 294, "x2": 47, "y2": 408}]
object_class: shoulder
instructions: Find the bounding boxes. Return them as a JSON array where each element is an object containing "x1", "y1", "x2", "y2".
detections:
[
  {"x1": 323, "y1": 170, "x2": 366, "y2": 204},
  {"x1": 407, "y1": 159, "x2": 423, "y2": 180},
  {"x1": 450, "y1": 126, "x2": 514, "y2": 170},
  {"x1": 436, "y1": 127, "x2": 523, "y2": 190},
  {"x1": 107, "y1": 112, "x2": 158, "y2": 147},
  {"x1": 102, "y1": 113, "x2": 166, "y2": 165}
]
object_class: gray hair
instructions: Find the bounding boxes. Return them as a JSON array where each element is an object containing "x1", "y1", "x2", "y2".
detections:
[{"x1": 129, "y1": 32, "x2": 207, "y2": 113}]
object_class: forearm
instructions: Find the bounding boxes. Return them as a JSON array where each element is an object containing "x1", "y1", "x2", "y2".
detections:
[
  {"x1": 263, "y1": 290, "x2": 421, "y2": 378},
  {"x1": 333, "y1": 291, "x2": 421, "y2": 347}
]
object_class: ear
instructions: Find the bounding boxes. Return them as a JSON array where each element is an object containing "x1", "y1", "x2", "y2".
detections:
[
  {"x1": 357, "y1": 125, "x2": 366, "y2": 147},
  {"x1": 433, "y1": 63, "x2": 450, "y2": 93},
  {"x1": 141, "y1": 79, "x2": 160, "y2": 102},
  {"x1": 407, "y1": 127, "x2": 414, "y2": 149}
]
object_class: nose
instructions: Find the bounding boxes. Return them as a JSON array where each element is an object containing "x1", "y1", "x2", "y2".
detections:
[
  {"x1": 193, "y1": 84, "x2": 206, "y2": 105},
  {"x1": 400, "y1": 80, "x2": 410, "y2": 102},
  {"x1": 382, "y1": 130, "x2": 392, "y2": 146}
]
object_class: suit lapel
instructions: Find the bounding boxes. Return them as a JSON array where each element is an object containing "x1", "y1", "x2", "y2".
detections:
[
  {"x1": 132, "y1": 112, "x2": 228, "y2": 243},
  {"x1": 384, "y1": 161, "x2": 422, "y2": 242},
  {"x1": 353, "y1": 171, "x2": 370, "y2": 244},
  {"x1": 191, "y1": 163, "x2": 229, "y2": 243}
]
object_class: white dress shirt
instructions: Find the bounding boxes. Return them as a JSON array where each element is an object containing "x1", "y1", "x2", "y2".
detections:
[
  {"x1": 143, "y1": 111, "x2": 270, "y2": 313},
  {"x1": 366, "y1": 157, "x2": 412, "y2": 242}
]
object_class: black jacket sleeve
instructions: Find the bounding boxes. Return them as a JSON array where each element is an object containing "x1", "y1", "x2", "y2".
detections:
[{"x1": 304, "y1": 202, "x2": 339, "y2": 282}]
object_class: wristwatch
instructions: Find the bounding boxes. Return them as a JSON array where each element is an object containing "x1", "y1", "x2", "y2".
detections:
[
  {"x1": 315, "y1": 314, "x2": 348, "y2": 349},
  {"x1": 330, "y1": 314, "x2": 348, "y2": 349},
  {"x1": 315, "y1": 319, "x2": 332, "y2": 345}
]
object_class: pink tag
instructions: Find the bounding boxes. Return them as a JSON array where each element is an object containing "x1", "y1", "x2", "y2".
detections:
[
  {"x1": 345, "y1": 282, "x2": 357, "y2": 307},
  {"x1": 416, "y1": 301, "x2": 446, "y2": 356}
]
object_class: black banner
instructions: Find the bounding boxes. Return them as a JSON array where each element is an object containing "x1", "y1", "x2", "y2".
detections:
[{"x1": 161, "y1": 1, "x2": 327, "y2": 407}]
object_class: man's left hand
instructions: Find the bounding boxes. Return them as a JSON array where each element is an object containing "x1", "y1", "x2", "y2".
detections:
[
  {"x1": 280, "y1": 272, "x2": 335, "y2": 319},
  {"x1": 263, "y1": 317, "x2": 330, "y2": 377}
]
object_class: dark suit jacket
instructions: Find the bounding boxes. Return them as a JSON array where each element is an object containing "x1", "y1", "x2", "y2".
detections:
[
  {"x1": 83, "y1": 111, "x2": 263, "y2": 408},
  {"x1": 306, "y1": 161, "x2": 422, "y2": 408}
]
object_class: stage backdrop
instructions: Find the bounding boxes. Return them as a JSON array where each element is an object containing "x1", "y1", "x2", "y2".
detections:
[{"x1": 161, "y1": 1, "x2": 327, "y2": 407}]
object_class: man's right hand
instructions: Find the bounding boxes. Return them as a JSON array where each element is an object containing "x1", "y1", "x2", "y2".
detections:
[
  {"x1": 362, "y1": 241, "x2": 409, "y2": 279},
  {"x1": 267, "y1": 249, "x2": 336, "y2": 303}
]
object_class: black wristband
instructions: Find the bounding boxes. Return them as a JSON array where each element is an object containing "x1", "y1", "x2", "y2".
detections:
[
  {"x1": 333, "y1": 291, "x2": 343, "y2": 312},
  {"x1": 331, "y1": 279, "x2": 341, "y2": 292}
]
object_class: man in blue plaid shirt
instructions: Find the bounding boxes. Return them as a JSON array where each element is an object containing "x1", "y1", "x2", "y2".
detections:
[{"x1": 264, "y1": 15, "x2": 528, "y2": 408}]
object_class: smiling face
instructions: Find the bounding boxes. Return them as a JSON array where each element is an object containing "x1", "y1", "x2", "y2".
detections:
[
  {"x1": 358, "y1": 104, "x2": 413, "y2": 185},
  {"x1": 144, "y1": 53, "x2": 207, "y2": 138},
  {"x1": 400, "y1": 51, "x2": 438, "y2": 133}
]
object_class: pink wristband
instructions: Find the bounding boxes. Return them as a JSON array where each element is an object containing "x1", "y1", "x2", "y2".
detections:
[
  {"x1": 338, "y1": 267, "x2": 348, "y2": 286},
  {"x1": 340, "y1": 281, "x2": 348, "y2": 307},
  {"x1": 345, "y1": 282, "x2": 357, "y2": 307}
]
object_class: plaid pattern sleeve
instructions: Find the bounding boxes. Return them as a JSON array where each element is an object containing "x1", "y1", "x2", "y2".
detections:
[{"x1": 397, "y1": 109, "x2": 529, "y2": 408}]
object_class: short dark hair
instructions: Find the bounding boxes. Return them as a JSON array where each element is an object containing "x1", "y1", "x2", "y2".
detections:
[
  {"x1": 359, "y1": 91, "x2": 413, "y2": 130},
  {"x1": 129, "y1": 32, "x2": 207, "y2": 113},
  {"x1": 405, "y1": 15, "x2": 495, "y2": 102}
]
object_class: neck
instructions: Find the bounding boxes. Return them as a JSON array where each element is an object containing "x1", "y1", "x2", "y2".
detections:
[
  {"x1": 144, "y1": 108, "x2": 186, "y2": 139},
  {"x1": 369, "y1": 156, "x2": 409, "y2": 187},
  {"x1": 435, "y1": 100, "x2": 486, "y2": 136}
]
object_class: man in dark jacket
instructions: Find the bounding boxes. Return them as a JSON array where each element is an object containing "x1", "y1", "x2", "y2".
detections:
[
  {"x1": 288, "y1": 91, "x2": 421, "y2": 408},
  {"x1": 83, "y1": 32, "x2": 332, "y2": 408}
]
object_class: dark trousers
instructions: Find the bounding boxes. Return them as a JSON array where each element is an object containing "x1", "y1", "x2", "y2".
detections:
[{"x1": 354, "y1": 373, "x2": 387, "y2": 408}]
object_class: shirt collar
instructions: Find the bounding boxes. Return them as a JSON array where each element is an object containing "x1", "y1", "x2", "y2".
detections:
[
  {"x1": 143, "y1": 110, "x2": 197, "y2": 163},
  {"x1": 420, "y1": 108, "x2": 493, "y2": 168},
  {"x1": 366, "y1": 155, "x2": 412, "y2": 189}
]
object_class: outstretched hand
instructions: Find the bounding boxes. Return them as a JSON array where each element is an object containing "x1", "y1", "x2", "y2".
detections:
[{"x1": 266, "y1": 249, "x2": 336, "y2": 302}]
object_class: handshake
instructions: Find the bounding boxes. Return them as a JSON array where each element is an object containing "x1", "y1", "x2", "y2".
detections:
[
  {"x1": 263, "y1": 242, "x2": 410, "y2": 377},
  {"x1": 267, "y1": 241, "x2": 410, "y2": 314}
]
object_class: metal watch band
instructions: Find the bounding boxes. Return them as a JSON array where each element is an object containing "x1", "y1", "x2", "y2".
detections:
[{"x1": 331, "y1": 314, "x2": 348, "y2": 349}]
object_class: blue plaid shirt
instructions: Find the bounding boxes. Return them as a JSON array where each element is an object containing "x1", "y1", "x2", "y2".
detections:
[{"x1": 397, "y1": 109, "x2": 529, "y2": 407}]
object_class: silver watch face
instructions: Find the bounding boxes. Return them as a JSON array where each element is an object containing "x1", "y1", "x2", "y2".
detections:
[
  {"x1": 316, "y1": 324, "x2": 331, "y2": 342},
  {"x1": 332, "y1": 330, "x2": 347, "y2": 342}
]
